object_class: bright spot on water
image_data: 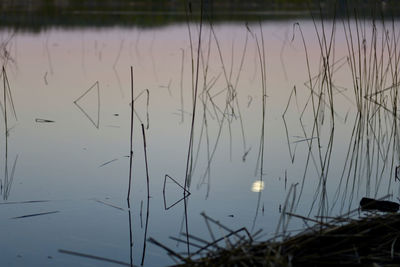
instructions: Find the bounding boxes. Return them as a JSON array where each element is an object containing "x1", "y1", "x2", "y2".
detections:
[{"x1": 251, "y1": 181, "x2": 264, "y2": 192}]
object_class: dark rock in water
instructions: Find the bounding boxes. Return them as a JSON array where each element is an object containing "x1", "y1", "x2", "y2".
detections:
[{"x1": 360, "y1": 197, "x2": 400, "y2": 212}]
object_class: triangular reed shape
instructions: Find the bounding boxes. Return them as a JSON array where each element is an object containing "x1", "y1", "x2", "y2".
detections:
[
  {"x1": 73, "y1": 81, "x2": 100, "y2": 129},
  {"x1": 163, "y1": 174, "x2": 191, "y2": 210}
]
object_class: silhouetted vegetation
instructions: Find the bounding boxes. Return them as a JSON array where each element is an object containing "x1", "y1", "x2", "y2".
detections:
[{"x1": 1, "y1": 0, "x2": 400, "y2": 31}]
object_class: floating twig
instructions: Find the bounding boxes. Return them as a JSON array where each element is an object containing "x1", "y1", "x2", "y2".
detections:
[
  {"x1": 99, "y1": 158, "x2": 118, "y2": 168},
  {"x1": 11, "y1": 211, "x2": 59, "y2": 219},
  {"x1": 35, "y1": 118, "x2": 55, "y2": 123},
  {"x1": 0, "y1": 200, "x2": 50, "y2": 205},
  {"x1": 93, "y1": 199, "x2": 124, "y2": 211},
  {"x1": 58, "y1": 249, "x2": 131, "y2": 266}
]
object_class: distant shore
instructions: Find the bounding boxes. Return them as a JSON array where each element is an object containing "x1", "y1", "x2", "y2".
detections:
[{"x1": 1, "y1": 0, "x2": 400, "y2": 30}]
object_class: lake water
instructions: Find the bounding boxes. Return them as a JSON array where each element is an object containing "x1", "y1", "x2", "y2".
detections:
[{"x1": 1, "y1": 18, "x2": 399, "y2": 266}]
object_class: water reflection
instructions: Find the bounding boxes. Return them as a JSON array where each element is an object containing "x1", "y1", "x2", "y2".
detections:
[
  {"x1": 2, "y1": 155, "x2": 18, "y2": 201},
  {"x1": 251, "y1": 181, "x2": 264, "y2": 192},
  {"x1": 0, "y1": 11, "x2": 400, "y2": 266},
  {"x1": 1, "y1": 67, "x2": 18, "y2": 201},
  {"x1": 73, "y1": 81, "x2": 100, "y2": 129}
]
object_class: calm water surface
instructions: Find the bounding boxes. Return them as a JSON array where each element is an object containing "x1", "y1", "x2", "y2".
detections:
[{"x1": 0, "y1": 20, "x2": 399, "y2": 266}]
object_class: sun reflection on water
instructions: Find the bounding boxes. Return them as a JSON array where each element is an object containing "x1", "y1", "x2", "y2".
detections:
[{"x1": 251, "y1": 181, "x2": 264, "y2": 192}]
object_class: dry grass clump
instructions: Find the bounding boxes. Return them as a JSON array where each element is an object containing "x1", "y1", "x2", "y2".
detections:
[{"x1": 171, "y1": 213, "x2": 400, "y2": 266}]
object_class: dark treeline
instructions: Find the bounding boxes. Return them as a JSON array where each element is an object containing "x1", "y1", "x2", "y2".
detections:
[{"x1": 1, "y1": 0, "x2": 399, "y2": 31}]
